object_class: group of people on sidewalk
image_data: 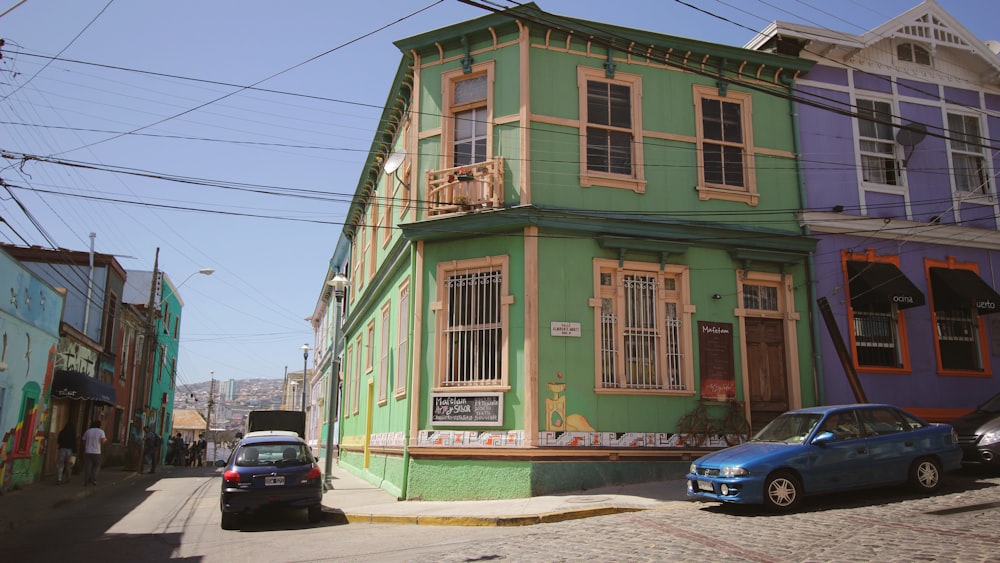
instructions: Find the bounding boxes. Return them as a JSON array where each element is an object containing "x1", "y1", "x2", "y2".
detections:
[{"x1": 53, "y1": 422, "x2": 209, "y2": 485}]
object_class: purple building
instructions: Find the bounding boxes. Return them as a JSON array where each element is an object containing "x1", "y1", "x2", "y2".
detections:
[{"x1": 749, "y1": 0, "x2": 1000, "y2": 420}]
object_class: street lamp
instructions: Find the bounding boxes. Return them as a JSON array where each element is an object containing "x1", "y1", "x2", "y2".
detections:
[
  {"x1": 175, "y1": 268, "x2": 215, "y2": 291},
  {"x1": 300, "y1": 344, "x2": 310, "y2": 414},
  {"x1": 324, "y1": 273, "x2": 349, "y2": 488}
]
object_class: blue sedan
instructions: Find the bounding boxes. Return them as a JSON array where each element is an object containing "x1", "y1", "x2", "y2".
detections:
[{"x1": 686, "y1": 404, "x2": 963, "y2": 511}]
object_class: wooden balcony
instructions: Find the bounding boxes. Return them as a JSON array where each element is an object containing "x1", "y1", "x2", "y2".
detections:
[{"x1": 426, "y1": 157, "x2": 504, "y2": 216}]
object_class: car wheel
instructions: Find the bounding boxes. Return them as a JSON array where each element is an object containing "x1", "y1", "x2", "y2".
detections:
[
  {"x1": 763, "y1": 471, "x2": 801, "y2": 511},
  {"x1": 220, "y1": 511, "x2": 239, "y2": 530},
  {"x1": 909, "y1": 457, "x2": 943, "y2": 493},
  {"x1": 308, "y1": 504, "x2": 323, "y2": 524}
]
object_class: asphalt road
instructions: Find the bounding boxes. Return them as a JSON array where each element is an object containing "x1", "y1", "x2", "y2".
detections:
[{"x1": 2, "y1": 465, "x2": 998, "y2": 562}]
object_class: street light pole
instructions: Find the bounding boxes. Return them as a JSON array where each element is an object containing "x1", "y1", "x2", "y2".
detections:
[
  {"x1": 300, "y1": 344, "x2": 310, "y2": 414},
  {"x1": 323, "y1": 274, "x2": 348, "y2": 489}
]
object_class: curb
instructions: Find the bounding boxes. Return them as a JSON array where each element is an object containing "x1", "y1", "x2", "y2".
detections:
[{"x1": 326, "y1": 505, "x2": 645, "y2": 527}]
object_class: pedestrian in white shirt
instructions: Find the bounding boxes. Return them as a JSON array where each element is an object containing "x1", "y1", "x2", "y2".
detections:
[{"x1": 81, "y1": 420, "x2": 107, "y2": 486}]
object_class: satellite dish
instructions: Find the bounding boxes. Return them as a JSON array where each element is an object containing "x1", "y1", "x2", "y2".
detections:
[
  {"x1": 895, "y1": 122, "x2": 927, "y2": 147},
  {"x1": 895, "y1": 122, "x2": 927, "y2": 168},
  {"x1": 383, "y1": 150, "x2": 406, "y2": 174}
]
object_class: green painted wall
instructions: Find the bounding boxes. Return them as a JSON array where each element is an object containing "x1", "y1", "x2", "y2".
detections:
[{"x1": 406, "y1": 458, "x2": 533, "y2": 500}]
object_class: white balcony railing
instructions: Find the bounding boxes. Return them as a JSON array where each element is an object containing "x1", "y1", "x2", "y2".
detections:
[{"x1": 426, "y1": 157, "x2": 504, "y2": 216}]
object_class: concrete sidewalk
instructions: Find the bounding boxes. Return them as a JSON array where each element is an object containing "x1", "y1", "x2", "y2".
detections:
[
  {"x1": 0, "y1": 462, "x2": 693, "y2": 535},
  {"x1": 321, "y1": 463, "x2": 693, "y2": 526}
]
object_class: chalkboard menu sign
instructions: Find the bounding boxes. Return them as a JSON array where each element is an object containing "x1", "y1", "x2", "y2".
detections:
[
  {"x1": 698, "y1": 321, "x2": 736, "y2": 401},
  {"x1": 431, "y1": 393, "x2": 503, "y2": 426}
]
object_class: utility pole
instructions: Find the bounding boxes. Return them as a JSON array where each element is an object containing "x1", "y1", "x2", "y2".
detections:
[
  {"x1": 135, "y1": 248, "x2": 159, "y2": 474},
  {"x1": 205, "y1": 373, "x2": 215, "y2": 463}
]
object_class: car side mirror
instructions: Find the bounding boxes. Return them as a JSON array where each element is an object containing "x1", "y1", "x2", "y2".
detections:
[
  {"x1": 811, "y1": 431, "x2": 835, "y2": 446},
  {"x1": 214, "y1": 459, "x2": 226, "y2": 468}
]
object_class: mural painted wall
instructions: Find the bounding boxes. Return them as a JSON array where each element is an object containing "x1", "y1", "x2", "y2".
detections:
[{"x1": 0, "y1": 249, "x2": 65, "y2": 491}]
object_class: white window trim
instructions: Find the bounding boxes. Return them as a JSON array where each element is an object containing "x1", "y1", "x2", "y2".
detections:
[
  {"x1": 853, "y1": 95, "x2": 905, "y2": 194},
  {"x1": 945, "y1": 110, "x2": 994, "y2": 203}
]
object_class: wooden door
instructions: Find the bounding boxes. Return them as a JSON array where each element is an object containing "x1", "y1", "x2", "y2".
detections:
[{"x1": 745, "y1": 317, "x2": 788, "y2": 432}]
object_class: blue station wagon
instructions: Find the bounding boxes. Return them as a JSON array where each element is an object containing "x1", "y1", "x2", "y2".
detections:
[{"x1": 686, "y1": 404, "x2": 962, "y2": 511}]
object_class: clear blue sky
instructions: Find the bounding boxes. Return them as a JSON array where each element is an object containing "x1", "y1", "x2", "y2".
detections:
[{"x1": 1, "y1": 0, "x2": 997, "y2": 389}]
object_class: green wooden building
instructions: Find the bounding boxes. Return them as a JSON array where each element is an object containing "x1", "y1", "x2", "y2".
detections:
[{"x1": 333, "y1": 3, "x2": 817, "y2": 500}]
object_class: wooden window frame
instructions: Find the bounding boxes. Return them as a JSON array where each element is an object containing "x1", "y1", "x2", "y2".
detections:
[
  {"x1": 353, "y1": 335, "x2": 362, "y2": 415},
  {"x1": 431, "y1": 255, "x2": 512, "y2": 392},
  {"x1": 577, "y1": 66, "x2": 645, "y2": 193},
  {"x1": 591, "y1": 259, "x2": 694, "y2": 395},
  {"x1": 441, "y1": 62, "x2": 495, "y2": 170},
  {"x1": 395, "y1": 279, "x2": 410, "y2": 397},
  {"x1": 378, "y1": 302, "x2": 390, "y2": 405},
  {"x1": 693, "y1": 84, "x2": 756, "y2": 204}
]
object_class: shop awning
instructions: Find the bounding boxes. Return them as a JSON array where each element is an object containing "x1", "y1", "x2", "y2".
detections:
[
  {"x1": 930, "y1": 267, "x2": 1000, "y2": 315},
  {"x1": 51, "y1": 370, "x2": 116, "y2": 405},
  {"x1": 847, "y1": 261, "x2": 925, "y2": 310}
]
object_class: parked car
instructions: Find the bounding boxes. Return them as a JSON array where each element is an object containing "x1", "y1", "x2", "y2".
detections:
[
  {"x1": 216, "y1": 430, "x2": 323, "y2": 529},
  {"x1": 686, "y1": 404, "x2": 962, "y2": 511},
  {"x1": 949, "y1": 391, "x2": 1000, "y2": 468}
]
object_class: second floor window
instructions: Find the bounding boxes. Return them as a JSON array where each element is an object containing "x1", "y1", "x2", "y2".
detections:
[
  {"x1": 586, "y1": 80, "x2": 632, "y2": 175},
  {"x1": 453, "y1": 75, "x2": 488, "y2": 166},
  {"x1": 857, "y1": 99, "x2": 899, "y2": 185},
  {"x1": 947, "y1": 113, "x2": 989, "y2": 194}
]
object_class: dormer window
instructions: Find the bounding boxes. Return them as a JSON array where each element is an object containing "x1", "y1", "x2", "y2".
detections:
[{"x1": 897, "y1": 43, "x2": 931, "y2": 66}]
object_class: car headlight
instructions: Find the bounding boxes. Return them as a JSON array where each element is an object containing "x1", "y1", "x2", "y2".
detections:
[
  {"x1": 980, "y1": 429, "x2": 1000, "y2": 446},
  {"x1": 689, "y1": 463, "x2": 697, "y2": 474},
  {"x1": 721, "y1": 466, "x2": 749, "y2": 478}
]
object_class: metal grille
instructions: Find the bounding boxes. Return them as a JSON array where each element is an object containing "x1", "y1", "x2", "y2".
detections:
[
  {"x1": 623, "y1": 274, "x2": 661, "y2": 389},
  {"x1": 600, "y1": 297, "x2": 617, "y2": 387},
  {"x1": 664, "y1": 303, "x2": 684, "y2": 390},
  {"x1": 443, "y1": 267, "x2": 502, "y2": 386},
  {"x1": 853, "y1": 304, "x2": 902, "y2": 367}
]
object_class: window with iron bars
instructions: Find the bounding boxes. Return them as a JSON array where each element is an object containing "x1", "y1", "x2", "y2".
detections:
[
  {"x1": 436, "y1": 257, "x2": 510, "y2": 388},
  {"x1": 598, "y1": 266, "x2": 686, "y2": 391}
]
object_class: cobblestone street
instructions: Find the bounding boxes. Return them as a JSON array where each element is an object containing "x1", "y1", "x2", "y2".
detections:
[{"x1": 408, "y1": 468, "x2": 1000, "y2": 562}]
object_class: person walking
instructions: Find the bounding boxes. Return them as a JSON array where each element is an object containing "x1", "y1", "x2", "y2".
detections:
[
  {"x1": 81, "y1": 420, "x2": 106, "y2": 486},
  {"x1": 143, "y1": 426, "x2": 161, "y2": 474},
  {"x1": 55, "y1": 422, "x2": 77, "y2": 485}
]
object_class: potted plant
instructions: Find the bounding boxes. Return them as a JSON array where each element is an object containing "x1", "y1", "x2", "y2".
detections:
[
  {"x1": 454, "y1": 194, "x2": 471, "y2": 207},
  {"x1": 456, "y1": 167, "x2": 475, "y2": 181}
]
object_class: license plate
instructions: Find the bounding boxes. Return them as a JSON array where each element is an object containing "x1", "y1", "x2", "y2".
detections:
[
  {"x1": 264, "y1": 476, "x2": 285, "y2": 486},
  {"x1": 697, "y1": 480, "x2": 714, "y2": 492}
]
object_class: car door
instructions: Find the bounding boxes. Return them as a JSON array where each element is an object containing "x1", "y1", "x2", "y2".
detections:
[
  {"x1": 857, "y1": 406, "x2": 913, "y2": 484},
  {"x1": 807, "y1": 409, "x2": 869, "y2": 493}
]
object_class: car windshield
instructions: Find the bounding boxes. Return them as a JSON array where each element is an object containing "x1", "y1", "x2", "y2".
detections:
[
  {"x1": 753, "y1": 413, "x2": 823, "y2": 444},
  {"x1": 977, "y1": 393, "x2": 1000, "y2": 414},
  {"x1": 235, "y1": 442, "x2": 310, "y2": 467}
]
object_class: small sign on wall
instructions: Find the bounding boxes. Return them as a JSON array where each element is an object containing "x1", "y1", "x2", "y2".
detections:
[
  {"x1": 550, "y1": 322, "x2": 581, "y2": 337},
  {"x1": 431, "y1": 393, "x2": 503, "y2": 426}
]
